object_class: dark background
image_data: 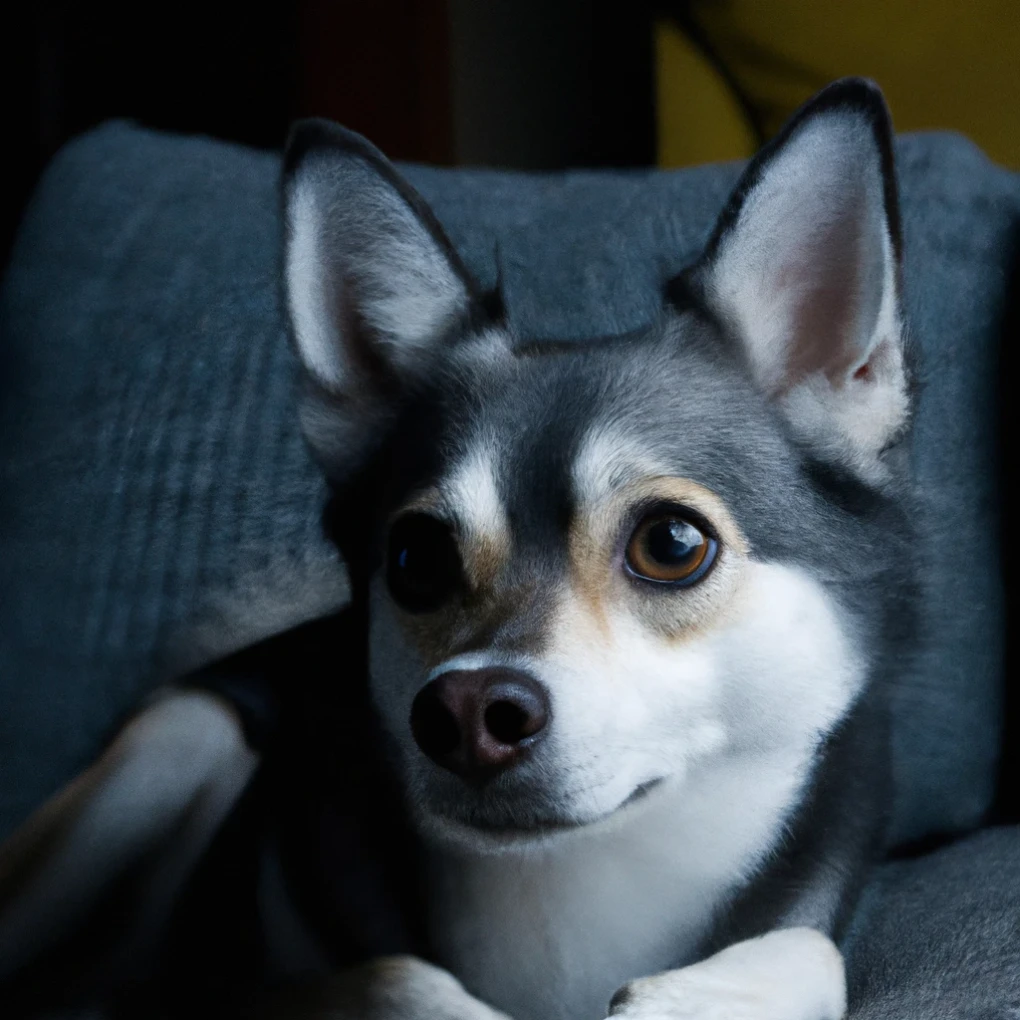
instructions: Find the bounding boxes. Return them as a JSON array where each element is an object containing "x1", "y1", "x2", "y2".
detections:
[{"x1": 1, "y1": 1, "x2": 660, "y2": 269}]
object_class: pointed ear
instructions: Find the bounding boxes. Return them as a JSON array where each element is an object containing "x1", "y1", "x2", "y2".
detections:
[
  {"x1": 282, "y1": 120, "x2": 487, "y2": 469},
  {"x1": 684, "y1": 78, "x2": 908, "y2": 478}
]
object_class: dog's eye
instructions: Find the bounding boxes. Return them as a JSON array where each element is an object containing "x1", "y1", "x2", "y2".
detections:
[
  {"x1": 387, "y1": 513, "x2": 462, "y2": 612},
  {"x1": 625, "y1": 513, "x2": 717, "y2": 586}
]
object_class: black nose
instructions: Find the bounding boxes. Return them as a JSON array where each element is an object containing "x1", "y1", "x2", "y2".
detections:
[{"x1": 410, "y1": 667, "x2": 550, "y2": 781}]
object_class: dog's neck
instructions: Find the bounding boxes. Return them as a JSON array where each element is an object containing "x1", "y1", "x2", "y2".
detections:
[{"x1": 422, "y1": 743, "x2": 810, "y2": 1020}]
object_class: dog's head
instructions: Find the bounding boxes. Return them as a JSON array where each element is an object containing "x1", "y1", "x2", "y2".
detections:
[{"x1": 282, "y1": 80, "x2": 912, "y2": 848}]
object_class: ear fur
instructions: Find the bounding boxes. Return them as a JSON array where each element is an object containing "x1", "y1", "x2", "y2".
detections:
[
  {"x1": 282, "y1": 120, "x2": 491, "y2": 473},
  {"x1": 682, "y1": 78, "x2": 908, "y2": 479}
]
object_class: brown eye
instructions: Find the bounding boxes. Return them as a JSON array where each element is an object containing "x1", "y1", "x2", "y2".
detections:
[{"x1": 625, "y1": 513, "x2": 717, "y2": 586}]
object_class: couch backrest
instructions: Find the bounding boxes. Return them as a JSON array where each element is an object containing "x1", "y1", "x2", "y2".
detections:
[{"x1": 1, "y1": 122, "x2": 1017, "y2": 846}]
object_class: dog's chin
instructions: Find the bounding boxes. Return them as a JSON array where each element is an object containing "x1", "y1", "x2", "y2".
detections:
[{"x1": 415, "y1": 777, "x2": 667, "y2": 853}]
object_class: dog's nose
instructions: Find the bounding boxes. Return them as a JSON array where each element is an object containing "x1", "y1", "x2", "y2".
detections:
[{"x1": 410, "y1": 667, "x2": 550, "y2": 781}]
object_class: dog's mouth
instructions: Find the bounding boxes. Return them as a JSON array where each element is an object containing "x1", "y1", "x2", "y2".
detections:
[{"x1": 421, "y1": 776, "x2": 667, "y2": 845}]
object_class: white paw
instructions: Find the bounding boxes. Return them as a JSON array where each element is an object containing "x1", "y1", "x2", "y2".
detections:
[
  {"x1": 608, "y1": 928, "x2": 846, "y2": 1020},
  {"x1": 364, "y1": 956, "x2": 513, "y2": 1020},
  {"x1": 258, "y1": 955, "x2": 512, "y2": 1020}
]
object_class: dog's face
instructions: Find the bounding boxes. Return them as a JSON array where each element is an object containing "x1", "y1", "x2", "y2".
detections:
[{"x1": 282, "y1": 80, "x2": 910, "y2": 847}]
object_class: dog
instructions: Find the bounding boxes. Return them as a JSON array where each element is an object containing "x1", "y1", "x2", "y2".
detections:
[{"x1": 0, "y1": 78, "x2": 920, "y2": 1020}]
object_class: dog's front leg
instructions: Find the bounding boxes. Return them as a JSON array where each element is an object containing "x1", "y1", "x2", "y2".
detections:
[
  {"x1": 608, "y1": 697, "x2": 886, "y2": 1020},
  {"x1": 607, "y1": 927, "x2": 845, "y2": 1020},
  {"x1": 257, "y1": 956, "x2": 512, "y2": 1020}
]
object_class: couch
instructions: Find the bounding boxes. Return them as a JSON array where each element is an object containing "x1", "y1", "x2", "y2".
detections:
[{"x1": 1, "y1": 122, "x2": 1018, "y2": 1015}]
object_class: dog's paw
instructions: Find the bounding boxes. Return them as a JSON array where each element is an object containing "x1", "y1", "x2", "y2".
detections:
[
  {"x1": 257, "y1": 955, "x2": 512, "y2": 1020},
  {"x1": 607, "y1": 928, "x2": 846, "y2": 1020}
]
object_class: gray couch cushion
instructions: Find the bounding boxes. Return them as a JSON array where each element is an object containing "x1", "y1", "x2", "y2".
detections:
[
  {"x1": 0, "y1": 122, "x2": 1016, "y2": 846},
  {"x1": 845, "y1": 825, "x2": 1020, "y2": 1016}
]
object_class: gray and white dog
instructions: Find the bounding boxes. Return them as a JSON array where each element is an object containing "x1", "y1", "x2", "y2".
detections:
[{"x1": 0, "y1": 79, "x2": 919, "y2": 1020}]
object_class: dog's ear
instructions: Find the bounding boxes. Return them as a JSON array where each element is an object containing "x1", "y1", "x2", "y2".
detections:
[
  {"x1": 683, "y1": 78, "x2": 908, "y2": 478},
  {"x1": 282, "y1": 120, "x2": 486, "y2": 471}
]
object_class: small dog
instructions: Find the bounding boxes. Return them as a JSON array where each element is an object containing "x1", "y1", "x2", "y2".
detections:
[{"x1": 0, "y1": 79, "x2": 920, "y2": 1020}]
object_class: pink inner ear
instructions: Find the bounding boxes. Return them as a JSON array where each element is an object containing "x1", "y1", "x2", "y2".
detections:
[
  {"x1": 775, "y1": 195, "x2": 880, "y2": 393},
  {"x1": 854, "y1": 363, "x2": 871, "y2": 381}
]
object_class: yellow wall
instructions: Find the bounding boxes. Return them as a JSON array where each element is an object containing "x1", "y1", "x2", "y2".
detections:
[{"x1": 657, "y1": 1, "x2": 1020, "y2": 168}]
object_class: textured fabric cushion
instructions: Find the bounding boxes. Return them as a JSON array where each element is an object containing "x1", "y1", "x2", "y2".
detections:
[
  {"x1": 845, "y1": 825, "x2": 1020, "y2": 1015},
  {"x1": 0, "y1": 122, "x2": 1016, "y2": 847}
]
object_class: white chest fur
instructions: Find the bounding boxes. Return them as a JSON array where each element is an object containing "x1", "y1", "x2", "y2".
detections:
[{"x1": 425, "y1": 748, "x2": 810, "y2": 1020}]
